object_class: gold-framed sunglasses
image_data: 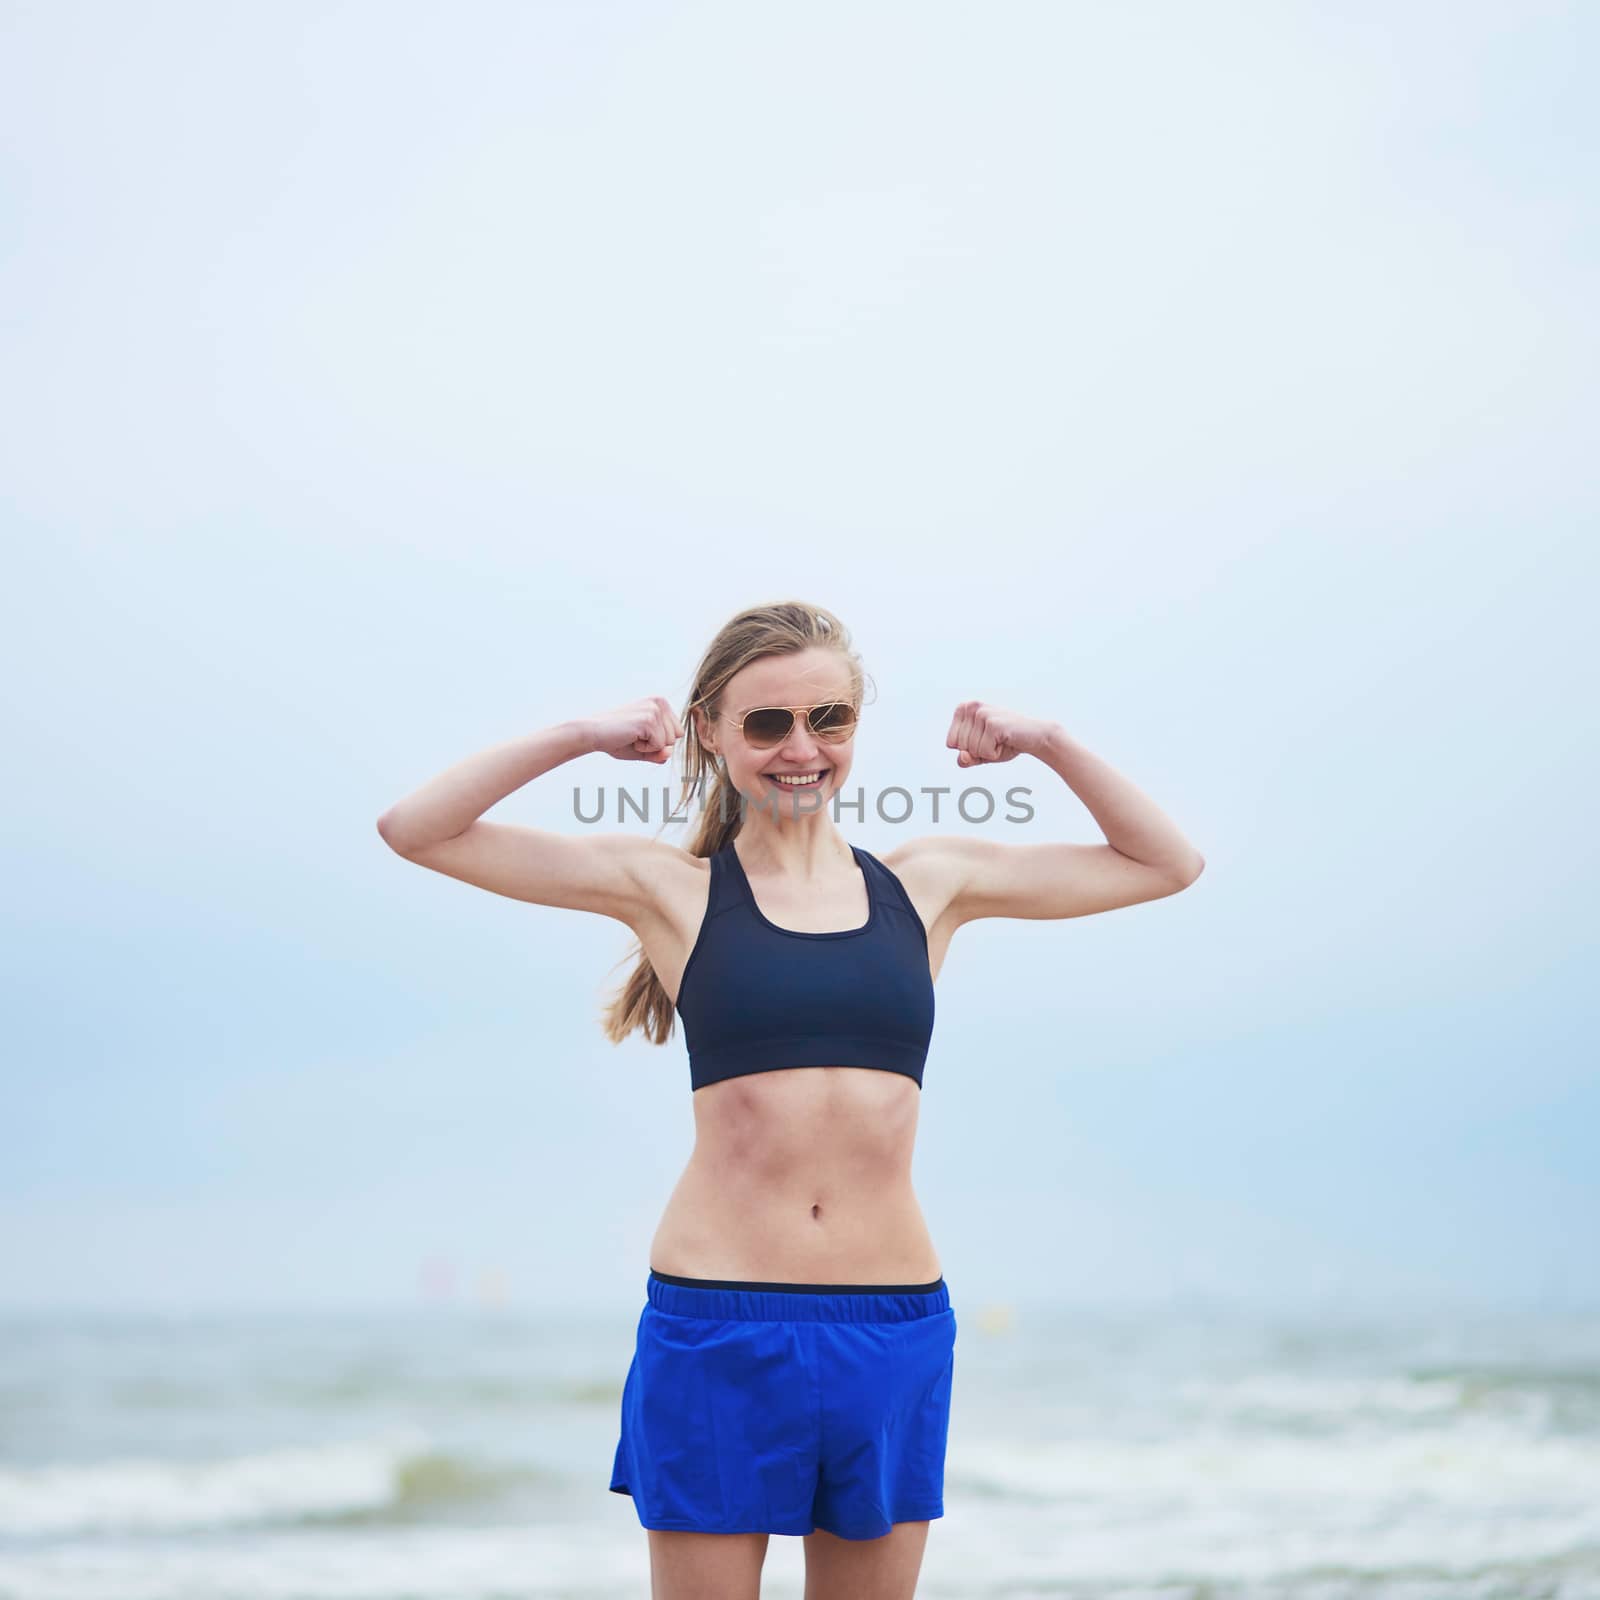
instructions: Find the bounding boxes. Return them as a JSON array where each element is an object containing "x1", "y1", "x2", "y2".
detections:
[{"x1": 723, "y1": 701, "x2": 859, "y2": 749}]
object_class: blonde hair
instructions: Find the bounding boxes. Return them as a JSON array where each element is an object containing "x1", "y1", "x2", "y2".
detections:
[{"x1": 599, "y1": 599, "x2": 872, "y2": 1047}]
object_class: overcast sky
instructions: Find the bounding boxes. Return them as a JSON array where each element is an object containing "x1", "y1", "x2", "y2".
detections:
[{"x1": 2, "y1": 0, "x2": 1594, "y2": 1317}]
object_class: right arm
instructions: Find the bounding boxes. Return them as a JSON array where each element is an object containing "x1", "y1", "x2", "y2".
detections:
[{"x1": 375, "y1": 699, "x2": 686, "y2": 925}]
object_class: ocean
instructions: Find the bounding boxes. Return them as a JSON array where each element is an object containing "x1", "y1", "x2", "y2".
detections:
[{"x1": 2, "y1": 1294, "x2": 1598, "y2": 1599}]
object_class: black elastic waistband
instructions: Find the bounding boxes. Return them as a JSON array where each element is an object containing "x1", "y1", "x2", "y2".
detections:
[{"x1": 649, "y1": 1267, "x2": 945, "y2": 1295}]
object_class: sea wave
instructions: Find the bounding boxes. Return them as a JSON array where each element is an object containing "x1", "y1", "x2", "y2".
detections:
[{"x1": 0, "y1": 1432, "x2": 543, "y2": 1537}]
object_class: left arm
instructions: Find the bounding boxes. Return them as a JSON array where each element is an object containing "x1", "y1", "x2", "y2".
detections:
[{"x1": 906, "y1": 705, "x2": 1205, "y2": 925}]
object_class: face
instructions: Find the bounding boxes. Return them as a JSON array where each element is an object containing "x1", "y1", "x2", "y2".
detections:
[{"x1": 699, "y1": 647, "x2": 858, "y2": 817}]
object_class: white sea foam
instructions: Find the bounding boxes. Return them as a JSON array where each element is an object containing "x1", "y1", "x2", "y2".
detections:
[
  {"x1": 948, "y1": 1422, "x2": 1600, "y2": 1575},
  {"x1": 0, "y1": 1428, "x2": 431, "y2": 1537}
]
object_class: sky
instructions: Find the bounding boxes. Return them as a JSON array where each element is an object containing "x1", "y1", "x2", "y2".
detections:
[{"x1": 1, "y1": 0, "x2": 1594, "y2": 1318}]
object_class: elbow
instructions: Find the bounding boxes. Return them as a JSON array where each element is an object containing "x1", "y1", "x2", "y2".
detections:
[
  {"x1": 377, "y1": 812, "x2": 462, "y2": 857},
  {"x1": 376, "y1": 811, "x2": 416, "y2": 855},
  {"x1": 1164, "y1": 850, "x2": 1205, "y2": 892}
]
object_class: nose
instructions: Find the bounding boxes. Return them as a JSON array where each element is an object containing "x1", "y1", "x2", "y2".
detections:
[{"x1": 776, "y1": 721, "x2": 825, "y2": 762}]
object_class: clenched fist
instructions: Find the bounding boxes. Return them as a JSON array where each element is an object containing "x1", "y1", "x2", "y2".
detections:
[
  {"x1": 945, "y1": 701, "x2": 1055, "y2": 767},
  {"x1": 587, "y1": 697, "x2": 684, "y2": 764}
]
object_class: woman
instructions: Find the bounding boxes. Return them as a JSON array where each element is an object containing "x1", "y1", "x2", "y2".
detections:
[{"x1": 377, "y1": 599, "x2": 1204, "y2": 1600}]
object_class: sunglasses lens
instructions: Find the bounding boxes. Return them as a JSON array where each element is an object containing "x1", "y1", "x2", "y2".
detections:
[
  {"x1": 743, "y1": 708, "x2": 795, "y2": 747},
  {"x1": 739, "y1": 703, "x2": 858, "y2": 747},
  {"x1": 808, "y1": 702, "x2": 857, "y2": 740}
]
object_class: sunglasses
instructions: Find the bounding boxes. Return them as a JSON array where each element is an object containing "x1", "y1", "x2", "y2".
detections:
[{"x1": 724, "y1": 701, "x2": 859, "y2": 749}]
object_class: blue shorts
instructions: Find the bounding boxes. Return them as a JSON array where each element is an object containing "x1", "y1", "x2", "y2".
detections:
[{"x1": 609, "y1": 1269, "x2": 957, "y2": 1540}]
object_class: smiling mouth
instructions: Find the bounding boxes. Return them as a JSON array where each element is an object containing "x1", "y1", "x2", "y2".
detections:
[{"x1": 764, "y1": 771, "x2": 827, "y2": 787}]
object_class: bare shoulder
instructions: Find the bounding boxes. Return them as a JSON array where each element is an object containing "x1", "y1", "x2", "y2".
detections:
[
  {"x1": 619, "y1": 834, "x2": 711, "y2": 923},
  {"x1": 876, "y1": 834, "x2": 969, "y2": 896},
  {"x1": 875, "y1": 834, "x2": 971, "y2": 931}
]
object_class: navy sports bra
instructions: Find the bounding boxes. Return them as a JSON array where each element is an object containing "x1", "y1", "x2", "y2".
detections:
[{"x1": 674, "y1": 841, "x2": 936, "y2": 1093}]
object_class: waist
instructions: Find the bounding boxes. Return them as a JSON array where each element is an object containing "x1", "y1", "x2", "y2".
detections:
[
  {"x1": 644, "y1": 1270, "x2": 950, "y2": 1322},
  {"x1": 650, "y1": 1162, "x2": 937, "y2": 1284}
]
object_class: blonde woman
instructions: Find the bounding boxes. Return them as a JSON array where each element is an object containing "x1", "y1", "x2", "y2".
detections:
[{"x1": 377, "y1": 599, "x2": 1204, "y2": 1600}]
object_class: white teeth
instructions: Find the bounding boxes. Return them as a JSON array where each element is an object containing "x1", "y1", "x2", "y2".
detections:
[{"x1": 769, "y1": 772, "x2": 823, "y2": 785}]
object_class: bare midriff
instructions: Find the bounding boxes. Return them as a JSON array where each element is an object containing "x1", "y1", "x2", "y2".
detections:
[{"x1": 648, "y1": 1063, "x2": 942, "y2": 1284}]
